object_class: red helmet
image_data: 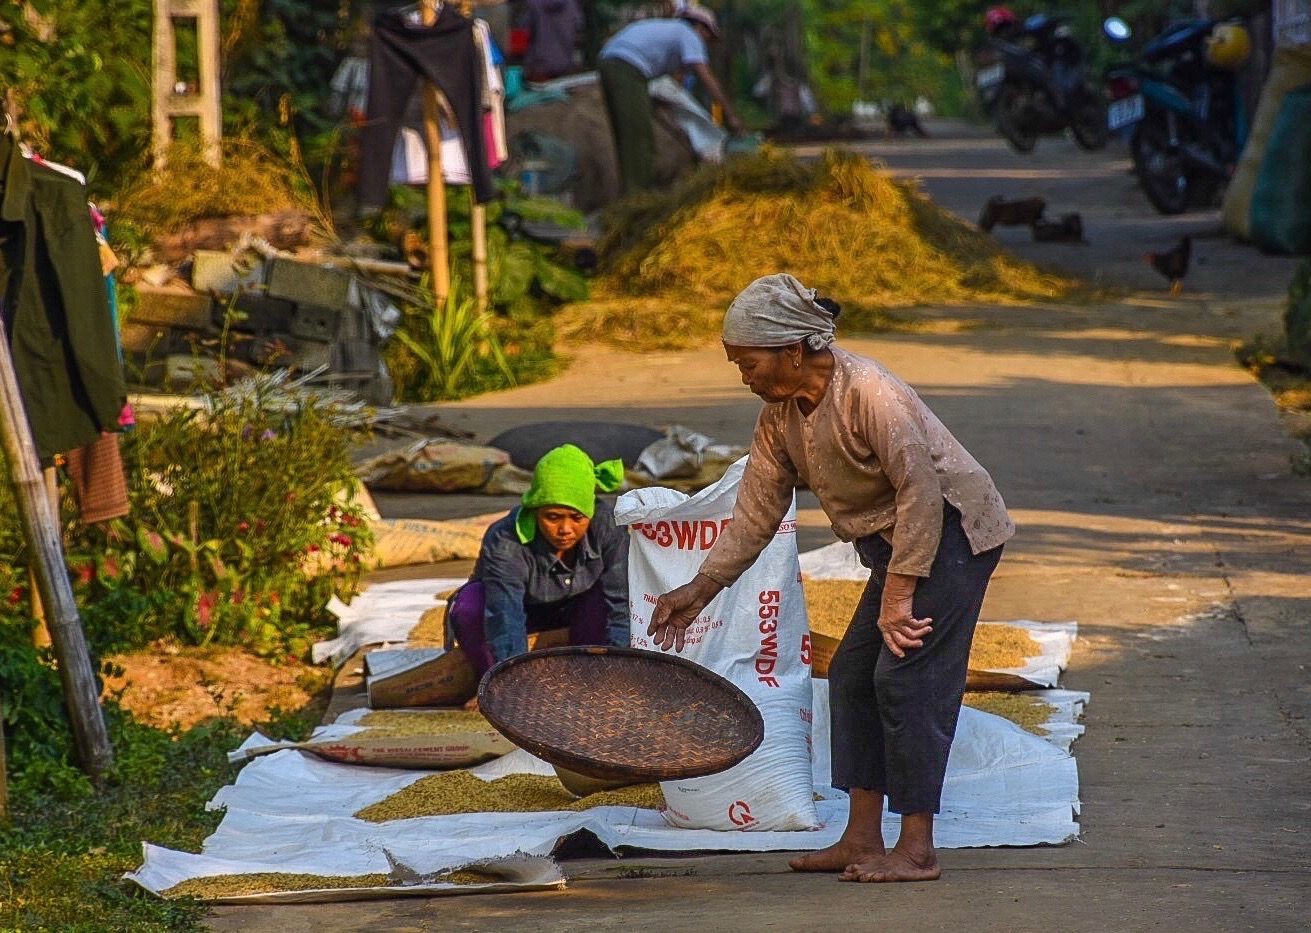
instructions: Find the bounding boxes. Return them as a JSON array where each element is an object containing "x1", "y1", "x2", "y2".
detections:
[{"x1": 985, "y1": 5, "x2": 1018, "y2": 33}]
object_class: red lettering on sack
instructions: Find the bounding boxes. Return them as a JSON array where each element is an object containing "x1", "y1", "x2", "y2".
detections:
[
  {"x1": 756, "y1": 590, "x2": 782, "y2": 685},
  {"x1": 777, "y1": 520, "x2": 797, "y2": 534},
  {"x1": 800, "y1": 633, "x2": 812, "y2": 666},
  {"x1": 728, "y1": 800, "x2": 755, "y2": 826},
  {"x1": 643, "y1": 593, "x2": 659, "y2": 605},
  {"x1": 799, "y1": 707, "x2": 813, "y2": 724},
  {"x1": 632, "y1": 520, "x2": 737, "y2": 551}
]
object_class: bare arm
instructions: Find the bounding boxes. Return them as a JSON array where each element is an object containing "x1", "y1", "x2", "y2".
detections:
[{"x1": 690, "y1": 62, "x2": 745, "y2": 134}]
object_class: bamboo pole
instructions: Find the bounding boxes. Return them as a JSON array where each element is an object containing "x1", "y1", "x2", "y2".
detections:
[
  {"x1": 420, "y1": 0, "x2": 450, "y2": 307},
  {"x1": 0, "y1": 321, "x2": 112, "y2": 781},
  {"x1": 28, "y1": 467, "x2": 58, "y2": 649}
]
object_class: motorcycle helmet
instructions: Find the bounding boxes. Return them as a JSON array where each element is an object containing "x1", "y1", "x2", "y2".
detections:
[
  {"x1": 1205, "y1": 22, "x2": 1252, "y2": 71},
  {"x1": 985, "y1": 5, "x2": 1018, "y2": 34}
]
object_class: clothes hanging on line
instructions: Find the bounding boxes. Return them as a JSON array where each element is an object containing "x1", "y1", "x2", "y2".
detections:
[
  {"x1": 64, "y1": 431, "x2": 130, "y2": 524},
  {"x1": 359, "y1": 4, "x2": 495, "y2": 209},
  {"x1": 390, "y1": 124, "x2": 474, "y2": 186},
  {"x1": 474, "y1": 19, "x2": 508, "y2": 168},
  {"x1": 0, "y1": 135, "x2": 125, "y2": 461}
]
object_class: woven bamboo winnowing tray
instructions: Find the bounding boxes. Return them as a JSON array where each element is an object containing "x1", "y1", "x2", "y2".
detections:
[{"x1": 478, "y1": 646, "x2": 764, "y2": 782}]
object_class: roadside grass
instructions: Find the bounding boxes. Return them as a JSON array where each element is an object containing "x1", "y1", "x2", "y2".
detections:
[
  {"x1": 0, "y1": 698, "x2": 327, "y2": 931},
  {"x1": 1236, "y1": 334, "x2": 1311, "y2": 475}
]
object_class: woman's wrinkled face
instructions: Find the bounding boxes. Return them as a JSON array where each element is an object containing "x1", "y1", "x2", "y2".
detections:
[
  {"x1": 536, "y1": 506, "x2": 591, "y2": 553},
  {"x1": 724, "y1": 343, "x2": 801, "y2": 402}
]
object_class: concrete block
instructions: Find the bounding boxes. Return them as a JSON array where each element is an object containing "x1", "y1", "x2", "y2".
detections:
[
  {"x1": 290, "y1": 305, "x2": 342, "y2": 343},
  {"x1": 290, "y1": 338, "x2": 332, "y2": 372},
  {"x1": 338, "y1": 306, "x2": 371, "y2": 341},
  {"x1": 266, "y1": 258, "x2": 354, "y2": 309},
  {"x1": 227, "y1": 293, "x2": 297, "y2": 334},
  {"x1": 191, "y1": 250, "x2": 267, "y2": 295},
  {"x1": 131, "y1": 286, "x2": 215, "y2": 330},
  {"x1": 331, "y1": 338, "x2": 381, "y2": 375}
]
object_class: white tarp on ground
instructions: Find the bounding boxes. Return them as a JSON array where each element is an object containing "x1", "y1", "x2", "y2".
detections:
[
  {"x1": 128, "y1": 847, "x2": 565, "y2": 905},
  {"x1": 799, "y1": 541, "x2": 1077, "y2": 687},
  {"x1": 130, "y1": 678, "x2": 1082, "y2": 900},
  {"x1": 312, "y1": 578, "x2": 466, "y2": 666}
]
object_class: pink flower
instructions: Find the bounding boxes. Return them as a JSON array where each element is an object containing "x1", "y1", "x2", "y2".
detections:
[
  {"x1": 196, "y1": 590, "x2": 219, "y2": 629},
  {"x1": 236, "y1": 521, "x2": 250, "y2": 533}
]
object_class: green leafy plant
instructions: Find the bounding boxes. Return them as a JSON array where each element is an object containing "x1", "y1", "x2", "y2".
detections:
[
  {"x1": 391, "y1": 279, "x2": 517, "y2": 401},
  {"x1": 0, "y1": 374, "x2": 372, "y2": 660}
]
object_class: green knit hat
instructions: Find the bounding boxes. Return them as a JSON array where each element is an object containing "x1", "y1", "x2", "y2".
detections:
[{"x1": 515, "y1": 444, "x2": 625, "y2": 544}]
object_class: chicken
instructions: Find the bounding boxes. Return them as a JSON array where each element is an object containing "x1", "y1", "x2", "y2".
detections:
[
  {"x1": 1145, "y1": 235, "x2": 1191, "y2": 295},
  {"x1": 1032, "y1": 212, "x2": 1084, "y2": 243},
  {"x1": 886, "y1": 104, "x2": 928, "y2": 138},
  {"x1": 979, "y1": 196, "x2": 1047, "y2": 232}
]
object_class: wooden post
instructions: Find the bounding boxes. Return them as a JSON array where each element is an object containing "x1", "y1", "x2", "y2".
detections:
[
  {"x1": 420, "y1": 0, "x2": 451, "y2": 308},
  {"x1": 0, "y1": 323, "x2": 113, "y2": 781},
  {"x1": 152, "y1": 0, "x2": 223, "y2": 168}
]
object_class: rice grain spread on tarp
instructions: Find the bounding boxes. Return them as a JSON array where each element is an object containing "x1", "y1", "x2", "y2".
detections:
[
  {"x1": 962, "y1": 691, "x2": 1056, "y2": 735},
  {"x1": 354, "y1": 709, "x2": 492, "y2": 737},
  {"x1": 802, "y1": 578, "x2": 1042, "y2": 668},
  {"x1": 162, "y1": 868, "x2": 507, "y2": 899},
  {"x1": 356, "y1": 771, "x2": 665, "y2": 822},
  {"x1": 558, "y1": 149, "x2": 1079, "y2": 349}
]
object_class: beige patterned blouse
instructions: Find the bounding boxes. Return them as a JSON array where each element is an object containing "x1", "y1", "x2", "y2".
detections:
[{"x1": 699, "y1": 347, "x2": 1015, "y2": 584}]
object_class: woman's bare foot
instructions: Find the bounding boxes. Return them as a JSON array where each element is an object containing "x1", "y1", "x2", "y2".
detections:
[
  {"x1": 788, "y1": 836, "x2": 885, "y2": 873},
  {"x1": 838, "y1": 847, "x2": 940, "y2": 883}
]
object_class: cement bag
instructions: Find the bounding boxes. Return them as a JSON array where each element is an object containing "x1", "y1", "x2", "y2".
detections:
[
  {"x1": 355, "y1": 440, "x2": 509, "y2": 492},
  {"x1": 1223, "y1": 47, "x2": 1311, "y2": 240},
  {"x1": 1250, "y1": 85, "x2": 1311, "y2": 255},
  {"x1": 616, "y1": 458, "x2": 819, "y2": 832}
]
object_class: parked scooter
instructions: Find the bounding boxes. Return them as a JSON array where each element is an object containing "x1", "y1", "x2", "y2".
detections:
[
  {"x1": 976, "y1": 6, "x2": 1109, "y2": 153},
  {"x1": 1102, "y1": 16, "x2": 1251, "y2": 214}
]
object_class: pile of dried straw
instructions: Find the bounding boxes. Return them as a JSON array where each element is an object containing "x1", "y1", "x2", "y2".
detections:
[{"x1": 559, "y1": 149, "x2": 1078, "y2": 348}]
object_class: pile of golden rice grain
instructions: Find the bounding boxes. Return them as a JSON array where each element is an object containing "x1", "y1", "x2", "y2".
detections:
[
  {"x1": 163, "y1": 867, "x2": 507, "y2": 899},
  {"x1": 962, "y1": 691, "x2": 1056, "y2": 735},
  {"x1": 356, "y1": 771, "x2": 664, "y2": 822},
  {"x1": 801, "y1": 578, "x2": 1042, "y2": 670}
]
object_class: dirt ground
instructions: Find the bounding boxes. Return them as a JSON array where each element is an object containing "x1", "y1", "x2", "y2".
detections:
[
  {"x1": 208, "y1": 126, "x2": 1311, "y2": 932},
  {"x1": 104, "y1": 646, "x2": 331, "y2": 731}
]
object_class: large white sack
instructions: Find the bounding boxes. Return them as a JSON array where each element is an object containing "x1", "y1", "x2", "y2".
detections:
[{"x1": 616, "y1": 458, "x2": 819, "y2": 832}]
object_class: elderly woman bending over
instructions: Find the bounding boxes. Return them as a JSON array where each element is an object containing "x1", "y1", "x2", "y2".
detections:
[{"x1": 649, "y1": 274, "x2": 1014, "y2": 883}]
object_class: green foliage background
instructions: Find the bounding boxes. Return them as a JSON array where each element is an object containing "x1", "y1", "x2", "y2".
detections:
[{"x1": 0, "y1": 0, "x2": 359, "y2": 195}]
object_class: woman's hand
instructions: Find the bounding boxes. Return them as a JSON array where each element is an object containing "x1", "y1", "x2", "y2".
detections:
[
  {"x1": 878, "y1": 572, "x2": 933, "y2": 659},
  {"x1": 647, "y1": 574, "x2": 723, "y2": 653}
]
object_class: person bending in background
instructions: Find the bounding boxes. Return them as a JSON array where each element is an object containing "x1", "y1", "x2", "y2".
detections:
[
  {"x1": 449, "y1": 444, "x2": 630, "y2": 698},
  {"x1": 598, "y1": 5, "x2": 744, "y2": 195}
]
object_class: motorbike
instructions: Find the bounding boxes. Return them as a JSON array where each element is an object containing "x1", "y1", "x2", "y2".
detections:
[
  {"x1": 976, "y1": 12, "x2": 1109, "y2": 153},
  {"x1": 1101, "y1": 16, "x2": 1250, "y2": 214}
]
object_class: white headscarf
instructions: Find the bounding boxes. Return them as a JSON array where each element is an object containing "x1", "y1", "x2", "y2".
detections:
[{"x1": 721, "y1": 273, "x2": 836, "y2": 351}]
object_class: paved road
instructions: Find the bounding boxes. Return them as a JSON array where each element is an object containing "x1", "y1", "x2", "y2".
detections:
[
  {"x1": 210, "y1": 128, "x2": 1311, "y2": 932},
  {"x1": 797, "y1": 120, "x2": 1300, "y2": 300}
]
